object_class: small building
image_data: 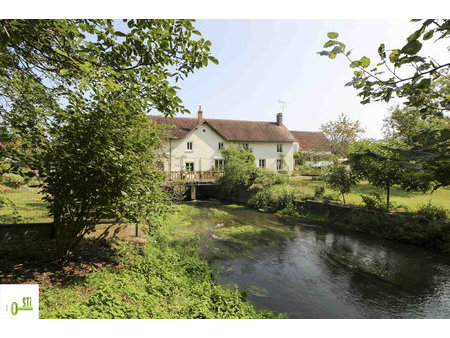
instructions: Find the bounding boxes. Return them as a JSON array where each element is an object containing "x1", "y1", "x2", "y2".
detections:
[{"x1": 151, "y1": 108, "x2": 297, "y2": 174}]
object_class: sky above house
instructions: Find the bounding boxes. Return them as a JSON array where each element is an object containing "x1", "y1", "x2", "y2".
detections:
[{"x1": 165, "y1": 19, "x2": 448, "y2": 139}]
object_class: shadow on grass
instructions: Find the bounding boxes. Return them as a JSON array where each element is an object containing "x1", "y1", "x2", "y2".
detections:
[
  {"x1": 25, "y1": 202, "x2": 49, "y2": 208},
  {"x1": 0, "y1": 234, "x2": 118, "y2": 287}
]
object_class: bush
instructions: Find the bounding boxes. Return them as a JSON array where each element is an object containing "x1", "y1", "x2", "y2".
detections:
[
  {"x1": 2, "y1": 173, "x2": 25, "y2": 188},
  {"x1": 416, "y1": 201, "x2": 447, "y2": 220},
  {"x1": 248, "y1": 186, "x2": 296, "y2": 211},
  {"x1": 361, "y1": 192, "x2": 386, "y2": 211},
  {"x1": 294, "y1": 164, "x2": 323, "y2": 176},
  {"x1": 314, "y1": 185, "x2": 325, "y2": 200},
  {"x1": 248, "y1": 188, "x2": 273, "y2": 209}
]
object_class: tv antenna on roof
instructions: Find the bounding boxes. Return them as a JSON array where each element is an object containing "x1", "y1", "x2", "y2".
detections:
[{"x1": 278, "y1": 99, "x2": 289, "y2": 113}]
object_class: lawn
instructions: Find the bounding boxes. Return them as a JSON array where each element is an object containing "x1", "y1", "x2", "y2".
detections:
[
  {"x1": 1, "y1": 176, "x2": 449, "y2": 223},
  {"x1": 0, "y1": 185, "x2": 51, "y2": 223},
  {"x1": 289, "y1": 176, "x2": 450, "y2": 212}
]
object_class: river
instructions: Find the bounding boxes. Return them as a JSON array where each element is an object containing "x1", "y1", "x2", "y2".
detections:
[{"x1": 183, "y1": 201, "x2": 450, "y2": 319}]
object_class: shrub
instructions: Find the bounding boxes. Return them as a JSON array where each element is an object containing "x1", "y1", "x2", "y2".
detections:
[
  {"x1": 361, "y1": 192, "x2": 386, "y2": 211},
  {"x1": 314, "y1": 185, "x2": 326, "y2": 200},
  {"x1": 221, "y1": 144, "x2": 257, "y2": 198},
  {"x1": 248, "y1": 188, "x2": 273, "y2": 209},
  {"x1": 273, "y1": 189, "x2": 296, "y2": 210},
  {"x1": 416, "y1": 201, "x2": 447, "y2": 220},
  {"x1": 294, "y1": 164, "x2": 323, "y2": 176},
  {"x1": 2, "y1": 173, "x2": 25, "y2": 188}
]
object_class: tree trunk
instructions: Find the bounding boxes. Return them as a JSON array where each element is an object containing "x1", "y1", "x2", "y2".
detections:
[
  {"x1": 386, "y1": 184, "x2": 390, "y2": 211},
  {"x1": 342, "y1": 193, "x2": 346, "y2": 205}
]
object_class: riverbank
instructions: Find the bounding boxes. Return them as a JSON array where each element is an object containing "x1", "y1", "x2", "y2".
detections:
[
  {"x1": 277, "y1": 200, "x2": 450, "y2": 253},
  {"x1": 0, "y1": 206, "x2": 284, "y2": 319},
  {"x1": 161, "y1": 202, "x2": 450, "y2": 318}
]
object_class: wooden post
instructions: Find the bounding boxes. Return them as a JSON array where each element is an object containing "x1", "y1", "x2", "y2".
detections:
[
  {"x1": 190, "y1": 185, "x2": 197, "y2": 200},
  {"x1": 135, "y1": 223, "x2": 139, "y2": 237}
]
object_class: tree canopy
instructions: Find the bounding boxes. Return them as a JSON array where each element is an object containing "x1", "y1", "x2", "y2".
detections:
[
  {"x1": 319, "y1": 19, "x2": 449, "y2": 189},
  {"x1": 0, "y1": 20, "x2": 218, "y2": 257},
  {"x1": 320, "y1": 113, "x2": 365, "y2": 157}
]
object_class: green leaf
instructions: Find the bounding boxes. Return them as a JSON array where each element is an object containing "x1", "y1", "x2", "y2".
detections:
[
  {"x1": 401, "y1": 40, "x2": 422, "y2": 55},
  {"x1": 350, "y1": 61, "x2": 361, "y2": 68},
  {"x1": 323, "y1": 40, "x2": 336, "y2": 48},
  {"x1": 327, "y1": 32, "x2": 339, "y2": 39},
  {"x1": 329, "y1": 53, "x2": 336, "y2": 59},
  {"x1": 407, "y1": 28, "x2": 423, "y2": 43},
  {"x1": 378, "y1": 44, "x2": 386, "y2": 59},
  {"x1": 59, "y1": 69, "x2": 70, "y2": 76},
  {"x1": 360, "y1": 56, "x2": 370, "y2": 68},
  {"x1": 423, "y1": 30, "x2": 434, "y2": 40},
  {"x1": 208, "y1": 56, "x2": 219, "y2": 65},
  {"x1": 417, "y1": 78, "x2": 431, "y2": 88},
  {"x1": 389, "y1": 50, "x2": 399, "y2": 63}
]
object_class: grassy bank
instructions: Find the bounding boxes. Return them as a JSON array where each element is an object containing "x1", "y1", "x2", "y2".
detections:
[
  {"x1": 0, "y1": 200, "x2": 284, "y2": 318},
  {"x1": 39, "y1": 230, "x2": 283, "y2": 318},
  {"x1": 289, "y1": 176, "x2": 450, "y2": 213}
]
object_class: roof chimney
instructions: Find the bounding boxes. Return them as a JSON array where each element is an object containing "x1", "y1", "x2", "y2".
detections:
[
  {"x1": 276, "y1": 113, "x2": 283, "y2": 126},
  {"x1": 198, "y1": 105, "x2": 203, "y2": 123}
]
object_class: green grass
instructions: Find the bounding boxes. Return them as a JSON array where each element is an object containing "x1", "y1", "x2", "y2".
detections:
[
  {"x1": 38, "y1": 231, "x2": 284, "y2": 319},
  {"x1": 289, "y1": 176, "x2": 450, "y2": 212},
  {"x1": 0, "y1": 185, "x2": 51, "y2": 223}
]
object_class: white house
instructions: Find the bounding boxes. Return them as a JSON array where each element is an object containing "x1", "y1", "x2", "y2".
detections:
[{"x1": 151, "y1": 108, "x2": 297, "y2": 174}]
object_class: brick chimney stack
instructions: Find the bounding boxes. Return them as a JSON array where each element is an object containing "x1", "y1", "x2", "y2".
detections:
[
  {"x1": 276, "y1": 113, "x2": 283, "y2": 126},
  {"x1": 198, "y1": 105, "x2": 203, "y2": 123}
]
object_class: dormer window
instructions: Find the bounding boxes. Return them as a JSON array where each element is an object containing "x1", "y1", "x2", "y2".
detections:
[{"x1": 187, "y1": 142, "x2": 193, "y2": 151}]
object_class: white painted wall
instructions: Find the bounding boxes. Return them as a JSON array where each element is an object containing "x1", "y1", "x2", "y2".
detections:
[{"x1": 162, "y1": 121, "x2": 295, "y2": 174}]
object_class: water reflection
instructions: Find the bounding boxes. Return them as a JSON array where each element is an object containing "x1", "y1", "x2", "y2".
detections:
[{"x1": 191, "y1": 203, "x2": 450, "y2": 319}]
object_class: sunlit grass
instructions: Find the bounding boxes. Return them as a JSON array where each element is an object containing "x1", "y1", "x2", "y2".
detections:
[
  {"x1": 290, "y1": 176, "x2": 450, "y2": 212},
  {"x1": 0, "y1": 185, "x2": 51, "y2": 223}
]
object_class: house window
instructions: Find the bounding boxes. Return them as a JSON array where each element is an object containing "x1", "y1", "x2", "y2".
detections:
[
  {"x1": 258, "y1": 159, "x2": 266, "y2": 168},
  {"x1": 185, "y1": 162, "x2": 194, "y2": 172},
  {"x1": 241, "y1": 143, "x2": 249, "y2": 150},
  {"x1": 276, "y1": 159, "x2": 283, "y2": 171},
  {"x1": 218, "y1": 142, "x2": 224, "y2": 150},
  {"x1": 214, "y1": 159, "x2": 224, "y2": 170},
  {"x1": 186, "y1": 142, "x2": 193, "y2": 151},
  {"x1": 277, "y1": 144, "x2": 283, "y2": 153}
]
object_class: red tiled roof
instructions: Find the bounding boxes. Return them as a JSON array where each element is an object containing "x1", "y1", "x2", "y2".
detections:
[
  {"x1": 150, "y1": 116, "x2": 199, "y2": 139},
  {"x1": 290, "y1": 131, "x2": 330, "y2": 151},
  {"x1": 150, "y1": 116, "x2": 296, "y2": 143}
]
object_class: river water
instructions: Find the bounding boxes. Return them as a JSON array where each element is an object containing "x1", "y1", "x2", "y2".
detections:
[{"x1": 187, "y1": 201, "x2": 450, "y2": 319}]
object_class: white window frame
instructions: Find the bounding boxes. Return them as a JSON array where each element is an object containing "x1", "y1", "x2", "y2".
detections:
[
  {"x1": 277, "y1": 144, "x2": 283, "y2": 153},
  {"x1": 185, "y1": 162, "x2": 194, "y2": 172},
  {"x1": 186, "y1": 142, "x2": 193, "y2": 151},
  {"x1": 218, "y1": 142, "x2": 224, "y2": 150},
  {"x1": 214, "y1": 159, "x2": 224, "y2": 170},
  {"x1": 276, "y1": 159, "x2": 283, "y2": 170},
  {"x1": 258, "y1": 159, "x2": 266, "y2": 168}
]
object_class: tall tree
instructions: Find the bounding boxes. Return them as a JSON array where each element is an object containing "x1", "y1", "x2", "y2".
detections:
[
  {"x1": 220, "y1": 144, "x2": 257, "y2": 198},
  {"x1": 348, "y1": 139, "x2": 431, "y2": 210},
  {"x1": 0, "y1": 20, "x2": 218, "y2": 257},
  {"x1": 320, "y1": 113, "x2": 365, "y2": 156}
]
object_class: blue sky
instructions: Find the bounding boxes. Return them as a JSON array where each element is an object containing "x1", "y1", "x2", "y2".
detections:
[{"x1": 166, "y1": 20, "x2": 447, "y2": 139}]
